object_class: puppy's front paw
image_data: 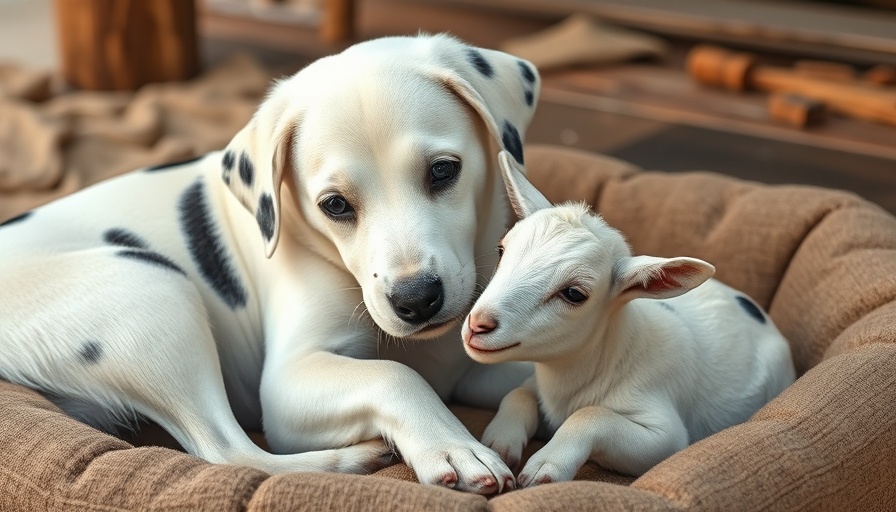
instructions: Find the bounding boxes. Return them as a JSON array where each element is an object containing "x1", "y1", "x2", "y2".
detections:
[
  {"x1": 481, "y1": 421, "x2": 528, "y2": 471},
  {"x1": 407, "y1": 441, "x2": 515, "y2": 495},
  {"x1": 517, "y1": 451, "x2": 577, "y2": 488}
]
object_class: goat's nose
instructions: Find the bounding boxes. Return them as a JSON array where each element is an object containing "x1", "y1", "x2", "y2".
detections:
[
  {"x1": 388, "y1": 275, "x2": 444, "y2": 324},
  {"x1": 469, "y1": 312, "x2": 498, "y2": 334}
]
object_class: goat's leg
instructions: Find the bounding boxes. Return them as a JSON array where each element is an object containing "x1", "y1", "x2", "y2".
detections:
[
  {"x1": 480, "y1": 376, "x2": 540, "y2": 470},
  {"x1": 518, "y1": 404, "x2": 687, "y2": 486}
]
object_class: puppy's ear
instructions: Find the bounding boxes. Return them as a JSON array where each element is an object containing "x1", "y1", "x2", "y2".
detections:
[
  {"x1": 428, "y1": 37, "x2": 540, "y2": 171},
  {"x1": 221, "y1": 88, "x2": 298, "y2": 258},
  {"x1": 498, "y1": 151, "x2": 551, "y2": 219},
  {"x1": 611, "y1": 256, "x2": 715, "y2": 305}
]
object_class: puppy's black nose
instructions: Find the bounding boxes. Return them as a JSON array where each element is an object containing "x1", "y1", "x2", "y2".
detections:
[{"x1": 388, "y1": 275, "x2": 444, "y2": 324}]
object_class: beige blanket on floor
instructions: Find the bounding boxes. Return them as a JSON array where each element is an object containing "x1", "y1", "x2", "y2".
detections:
[{"x1": 0, "y1": 56, "x2": 273, "y2": 222}]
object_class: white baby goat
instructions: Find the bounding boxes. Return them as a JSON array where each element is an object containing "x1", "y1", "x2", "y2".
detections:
[{"x1": 463, "y1": 152, "x2": 796, "y2": 487}]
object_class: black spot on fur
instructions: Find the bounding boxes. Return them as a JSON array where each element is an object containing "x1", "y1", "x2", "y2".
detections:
[
  {"x1": 518, "y1": 61, "x2": 536, "y2": 83},
  {"x1": 467, "y1": 48, "x2": 494, "y2": 78},
  {"x1": 222, "y1": 151, "x2": 235, "y2": 185},
  {"x1": 0, "y1": 211, "x2": 32, "y2": 227},
  {"x1": 658, "y1": 302, "x2": 675, "y2": 312},
  {"x1": 524, "y1": 90, "x2": 534, "y2": 107},
  {"x1": 144, "y1": 155, "x2": 203, "y2": 173},
  {"x1": 256, "y1": 193, "x2": 275, "y2": 242},
  {"x1": 501, "y1": 121, "x2": 524, "y2": 165},
  {"x1": 222, "y1": 150, "x2": 235, "y2": 171},
  {"x1": 735, "y1": 296, "x2": 766, "y2": 324},
  {"x1": 103, "y1": 228, "x2": 148, "y2": 249},
  {"x1": 79, "y1": 341, "x2": 102, "y2": 364},
  {"x1": 179, "y1": 181, "x2": 248, "y2": 309},
  {"x1": 239, "y1": 152, "x2": 254, "y2": 186},
  {"x1": 117, "y1": 249, "x2": 187, "y2": 276}
]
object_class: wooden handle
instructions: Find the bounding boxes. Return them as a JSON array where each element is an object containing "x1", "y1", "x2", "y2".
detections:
[
  {"x1": 752, "y1": 68, "x2": 896, "y2": 124},
  {"x1": 687, "y1": 45, "x2": 756, "y2": 91},
  {"x1": 768, "y1": 93, "x2": 826, "y2": 128},
  {"x1": 688, "y1": 45, "x2": 896, "y2": 126},
  {"x1": 865, "y1": 65, "x2": 896, "y2": 86},
  {"x1": 794, "y1": 60, "x2": 857, "y2": 83}
]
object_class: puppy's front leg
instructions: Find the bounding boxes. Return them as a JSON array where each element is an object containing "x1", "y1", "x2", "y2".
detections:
[
  {"x1": 518, "y1": 404, "x2": 688, "y2": 486},
  {"x1": 481, "y1": 376, "x2": 540, "y2": 470},
  {"x1": 261, "y1": 351, "x2": 514, "y2": 494}
]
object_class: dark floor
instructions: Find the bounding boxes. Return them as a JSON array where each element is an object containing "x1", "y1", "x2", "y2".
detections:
[{"x1": 529, "y1": 103, "x2": 896, "y2": 213}]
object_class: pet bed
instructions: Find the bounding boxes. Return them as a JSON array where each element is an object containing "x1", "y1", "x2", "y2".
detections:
[{"x1": 1, "y1": 143, "x2": 894, "y2": 510}]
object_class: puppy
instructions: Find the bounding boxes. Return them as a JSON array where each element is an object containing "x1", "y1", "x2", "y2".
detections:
[{"x1": 0, "y1": 35, "x2": 540, "y2": 494}]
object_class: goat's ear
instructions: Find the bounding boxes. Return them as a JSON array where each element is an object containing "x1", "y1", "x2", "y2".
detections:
[
  {"x1": 498, "y1": 151, "x2": 551, "y2": 218},
  {"x1": 220, "y1": 88, "x2": 298, "y2": 259},
  {"x1": 611, "y1": 256, "x2": 715, "y2": 304}
]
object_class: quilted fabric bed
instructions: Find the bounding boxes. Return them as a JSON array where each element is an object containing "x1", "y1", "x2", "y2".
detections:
[{"x1": 1, "y1": 143, "x2": 895, "y2": 510}]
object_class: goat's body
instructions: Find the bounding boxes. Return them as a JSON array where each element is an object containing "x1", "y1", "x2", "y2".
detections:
[
  {"x1": 465, "y1": 167, "x2": 796, "y2": 486},
  {"x1": 480, "y1": 276, "x2": 795, "y2": 483},
  {"x1": 536, "y1": 278, "x2": 795, "y2": 443}
]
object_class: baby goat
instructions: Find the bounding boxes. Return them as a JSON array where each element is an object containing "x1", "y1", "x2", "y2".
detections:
[{"x1": 463, "y1": 152, "x2": 796, "y2": 487}]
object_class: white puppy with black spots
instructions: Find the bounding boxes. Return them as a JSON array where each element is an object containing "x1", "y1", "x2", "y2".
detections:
[
  {"x1": 463, "y1": 153, "x2": 796, "y2": 486},
  {"x1": 0, "y1": 35, "x2": 540, "y2": 494}
]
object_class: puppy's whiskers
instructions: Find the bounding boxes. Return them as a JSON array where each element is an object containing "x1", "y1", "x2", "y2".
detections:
[
  {"x1": 461, "y1": 252, "x2": 496, "y2": 268},
  {"x1": 348, "y1": 300, "x2": 368, "y2": 329}
]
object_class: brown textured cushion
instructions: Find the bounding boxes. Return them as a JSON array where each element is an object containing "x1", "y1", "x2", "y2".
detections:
[{"x1": 1, "y1": 144, "x2": 895, "y2": 510}]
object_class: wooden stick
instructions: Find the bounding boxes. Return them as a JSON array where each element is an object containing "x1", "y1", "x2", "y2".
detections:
[
  {"x1": 688, "y1": 45, "x2": 896, "y2": 126},
  {"x1": 794, "y1": 60, "x2": 856, "y2": 83},
  {"x1": 865, "y1": 65, "x2": 896, "y2": 86},
  {"x1": 768, "y1": 93, "x2": 826, "y2": 128}
]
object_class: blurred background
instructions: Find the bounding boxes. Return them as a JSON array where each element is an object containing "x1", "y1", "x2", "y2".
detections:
[{"x1": 1, "y1": 0, "x2": 895, "y2": 217}]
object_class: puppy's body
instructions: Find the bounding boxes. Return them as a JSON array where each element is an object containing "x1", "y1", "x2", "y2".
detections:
[
  {"x1": 463, "y1": 154, "x2": 795, "y2": 486},
  {"x1": 0, "y1": 35, "x2": 541, "y2": 493},
  {"x1": 3, "y1": 159, "x2": 267, "y2": 427}
]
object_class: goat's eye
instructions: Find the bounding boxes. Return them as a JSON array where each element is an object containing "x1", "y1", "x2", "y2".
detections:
[
  {"x1": 559, "y1": 287, "x2": 588, "y2": 305},
  {"x1": 430, "y1": 158, "x2": 461, "y2": 191},
  {"x1": 319, "y1": 195, "x2": 355, "y2": 221}
]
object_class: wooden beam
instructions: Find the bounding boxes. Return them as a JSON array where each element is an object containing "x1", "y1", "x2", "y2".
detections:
[{"x1": 439, "y1": 0, "x2": 896, "y2": 65}]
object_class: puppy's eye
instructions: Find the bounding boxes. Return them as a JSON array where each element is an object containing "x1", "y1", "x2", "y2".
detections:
[
  {"x1": 319, "y1": 195, "x2": 355, "y2": 221},
  {"x1": 496, "y1": 245, "x2": 504, "y2": 259},
  {"x1": 430, "y1": 158, "x2": 461, "y2": 192},
  {"x1": 559, "y1": 287, "x2": 588, "y2": 305}
]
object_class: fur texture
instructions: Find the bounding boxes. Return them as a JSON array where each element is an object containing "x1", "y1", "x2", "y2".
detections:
[
  {"x1": 0, "y1": 36, "x2": 542, "y2": 494},
  {"x1": 462, "y1": 152, "x2": 796, "y2": 486}
]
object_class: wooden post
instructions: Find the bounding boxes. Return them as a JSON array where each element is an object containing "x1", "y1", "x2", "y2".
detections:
[
  {"x1": 54, "y1": 0, "x2": 199, "y2": 91},
  {"x1": 320, "y1": 0, "x2": 354, "y2": 43}
]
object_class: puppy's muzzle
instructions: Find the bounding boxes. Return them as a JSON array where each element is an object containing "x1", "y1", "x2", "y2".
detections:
[{"x1": 388, "y1": 274, "x2": 444, "y2": 324}]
